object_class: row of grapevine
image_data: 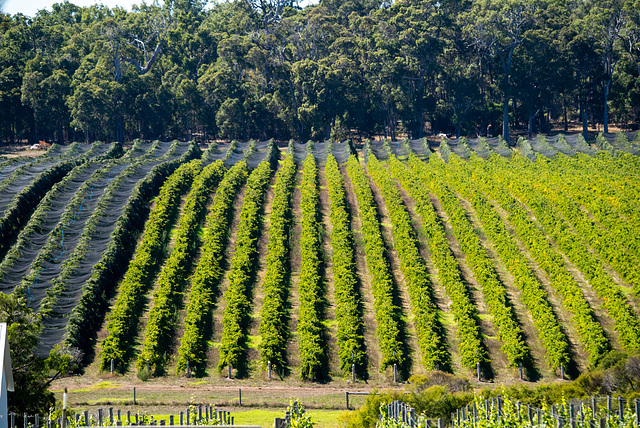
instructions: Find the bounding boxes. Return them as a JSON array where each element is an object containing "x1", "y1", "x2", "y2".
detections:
[
  {"x1": 365, "y1": 155, "x2": 451, "y2": 370},
  {"x1": 423, "y1": 155, "x2": 570, "y2": 369},
  {"x1": 258, "y1": 150, "x2": 297, "y2": 374},
  {"x1": 481, "y1": 153, "x2": 640, "y2": 351},
  {"x1": 3, "y1": 161, "x2": 107, "y2": 299},
  {"x1": 458, "y1": 154, "x2": 611, "y2": 367},
  {"x1": 26, "y1": 161, "x2": 126, "y2": 317},
  {"x1": 217, "y1": 156, "x2": 275, "y2": 375},
  {"x1": 176, "y1": 161, "x2": 248, "y2": 375},
  {"x1": 52, "y1": 141, "x2": 198, "y2": 358},
  {"x1": 507, "y1": 154, "x2": 640, "y2": 297},
  {"x1": 324, "y1": 154, "x2": 367, "y2": 378},
  {"x1": 99, "y1": 158, "x2": 203, "y2": 372},
  {"x1": 136, "y1": 160, "x2": 226, "y2": 374},
  {"x1": 345, "y1": 155, "x2": 405, "y2": 371},
  {"x1": 297, "y1": 152, "x2": 327, "y2": 380},
  {"x1": 390, "y1": 155, "x2": 527, "y2": 369}
]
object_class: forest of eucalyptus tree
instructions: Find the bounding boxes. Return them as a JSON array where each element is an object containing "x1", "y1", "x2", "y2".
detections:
[{"x1": 1, "y1": 0, "x2": 639, "y2": 144}]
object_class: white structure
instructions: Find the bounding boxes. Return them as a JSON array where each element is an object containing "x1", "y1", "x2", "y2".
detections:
[{"x1": 0, "y1": 323, "x2": 14, "y2": 428}]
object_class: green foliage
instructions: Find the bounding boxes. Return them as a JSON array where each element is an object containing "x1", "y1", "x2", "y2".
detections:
[
  {"x1": 297, "y1": 153, "x2": 327, "y2": 381},
  {"x1": 325, "y1": 154, "x2": 367, "y2": 379},
  {"x1": 345, "y1": 155, "x2": 405, "y2": 372},
  {"x1": 65, "y1": 141, "x2": 200, "y2": 360},
  {"x1": 366, "y1": 155, "x2": 450, "y2": 370},
  {"x1": 258, "y1": 153, "x2": 297, "y2": 374},
  {"x1": 0, "y1": 293, "x2": 79, "y2": 417},
  {"x1": 218, "y1": 159, "x2": 274, "y2": 375},
  {"x1": 177, "y1": 161, "x2": 248, "y2": 376},
  {"x1": 137, "y1": 160, "x2": 225, "y2": 375},
  {"x1": 99, "y1": 155, "x2": 202, "y2": 373}
]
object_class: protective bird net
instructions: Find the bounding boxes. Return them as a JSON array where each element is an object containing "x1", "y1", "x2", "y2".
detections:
[{"x1": 34, "y1": 141, "x2": 189, "y2": 356}]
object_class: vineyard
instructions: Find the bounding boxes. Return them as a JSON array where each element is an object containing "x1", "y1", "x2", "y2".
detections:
[{"x1": 3, "y1": 132, "x2": 640, "y2": 384}]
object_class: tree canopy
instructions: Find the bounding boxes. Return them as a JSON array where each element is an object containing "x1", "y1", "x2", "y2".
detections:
[{"x1": 0, "y1": 0, "x2": 638, "y2": 143}]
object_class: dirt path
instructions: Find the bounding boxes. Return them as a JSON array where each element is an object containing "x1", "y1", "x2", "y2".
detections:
[
  {"x1": 340, "y1": 165, "x2": 381, "y2": 380},
  {"x1": 208, "y1": 183, "x2": 249, "y2": 374},
  {"x1": 246, "y1": 166, "x2": 279, "y2": 377},
  {"x1": 365, "y1": 162, "x2": 419, "y2": 378},
  {"x1": 317, "y1": 167, "x2": 339, "y2": 377}
]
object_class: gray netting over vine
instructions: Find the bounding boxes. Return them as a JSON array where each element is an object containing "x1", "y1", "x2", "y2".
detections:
[
  {"x1": 446, "y1": 138, "x2": 472, "y2": 158},
  {"x1": 0, "y1": 143, "x2": 88, "y2": 217},
  {"x1": 36, "y1": 141, "x2": 189, "y2": 356},
  {"x1": 562, "y1": 134, "x2": 597, "y2": 155},
  {"x1": 606, "y1": 132, "x2": 640, "y2": 155},
  {"x1": 243, "y1": 140, "x2": 275, "y2": 169},
  {"x1": 546, "y1": 134, "x2": 577, "y2": 156},
  {"x1": 530, "y1": 135, "x2": 559, "y2": 158},
  {"x1": 0, "y1": 161, "x2": 108, "y2": 300},
  {"x1": 289, "y1": 140, "x2": 353, "y2": 165}
]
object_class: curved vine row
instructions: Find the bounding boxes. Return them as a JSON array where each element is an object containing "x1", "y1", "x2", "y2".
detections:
[
  {"x1": 258, "y1": 152, "x2": 297, "y2": 374},
  {"x1": 325, "y1": 153, "x2": 367, "y2": 379},
  {"x1": 345, "y1": 155, "x2": 405, "y2": 371},
  {"x1": 218, "y1": 157, "x2": 275, "y2": 375},
  {"x1": 99, "y1": 159, "x2": 203, "y2": 372},
  {"x1": 136, "y1": 160, "x2": 226, "y2": 374},
  {"x1": 176, "y1": 161, "x2": 248, "y2": 375}
]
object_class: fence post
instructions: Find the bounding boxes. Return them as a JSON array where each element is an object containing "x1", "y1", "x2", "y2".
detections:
[
  {"x1": 179, "y1": 412, "x2": 183, "y2": 426},
  {"x1": 477, "y1": 362, "x2": 481, "y2": 382},
  {"x1": 592, "y1": 397, "x2": 597, "y2": 420},
  {"x1": 239, "y1": 388, "x2": 242, "y2": 406},
  {"x1": 569, "y1": 403, "x2": 576, "y2": 428},
  {"x1": 635, "y1": 399, "x2": 640, "y2": 426},
  {"x1": 519, "y1": 362, "x2": 524, "y2": 380},
  {"x1": 84, "y1": 411, "x2": 89, "y2": 427},
  {"x1": 485, "y1": 400, "x2": 490, "y2": 420},
  {"x1": 497, "y1": 396, "x2": 502, "y2": 417},
  {"x1": 607, "y1": 396, "x2": 612, "y2": 419},
  {"x1": 134, "y1": 387, "x2": 136, "y2": 405},
  {"x1": 99, "y1": 408, "x2": 103, "y2": 426},
  {"x1": 619, "y1": 397, "x2": 624, "y2": 422},
  {"x1": 515, "y1": 402, "x2": 520, "y2": 423},
  {"x1": 268, "y1": 361, "x2": 271, "y2": 379},
  {"x1": 127, "y1": 410, "x2": 131, "y2": 425},
  {"x1": 599, "y1": 418, "x2": 606, "y2": 428},
  {"x1": 169, "y1": 416, "x2": 174, "y2": 426},
  {"x1": 109, "y1": 408, "x2": 114, "y2": 425},
  {"x1": 35, "y1": 415, "x2": 39, "y2": 428},
  {"x1": 394, "y1": 363, "x2": 398, "y2": 383},
  {"x1": 186, "y1": 361, "x2": 190, "y2": 378},
  {"x1": 473, "y1": 402, "x2": 477, "y2": 425},
  {"x1": 346, "y1": 392, "x2": 349, "y2": 410}
]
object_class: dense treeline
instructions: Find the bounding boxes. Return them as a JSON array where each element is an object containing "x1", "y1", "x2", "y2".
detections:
[{"x1": 1, "y1": 0, "x2": 639, "y2": 144}]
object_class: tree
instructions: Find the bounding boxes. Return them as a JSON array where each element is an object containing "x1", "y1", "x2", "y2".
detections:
[
  {"x1": 465, "y1": 0, "x2": 535, "y2": 142},
  {"x1": 0, "y1": 294, "x2": 80, "y2": 419}
]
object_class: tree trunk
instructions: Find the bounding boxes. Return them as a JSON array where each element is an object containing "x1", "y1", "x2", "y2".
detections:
[
  {"x1": 581, "y1": 102, "x2": 588, "y2": 141},
  {"x1": 604, "y1": 80, "x2": 610, "y2": 134},
  {"x1": 503, "y1": 96, "x2": 510, "y2": 143}
]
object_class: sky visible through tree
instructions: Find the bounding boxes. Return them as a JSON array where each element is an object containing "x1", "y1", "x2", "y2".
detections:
[{"x1": 2, "y1": 0, "x2": 317, "y2": 17}]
